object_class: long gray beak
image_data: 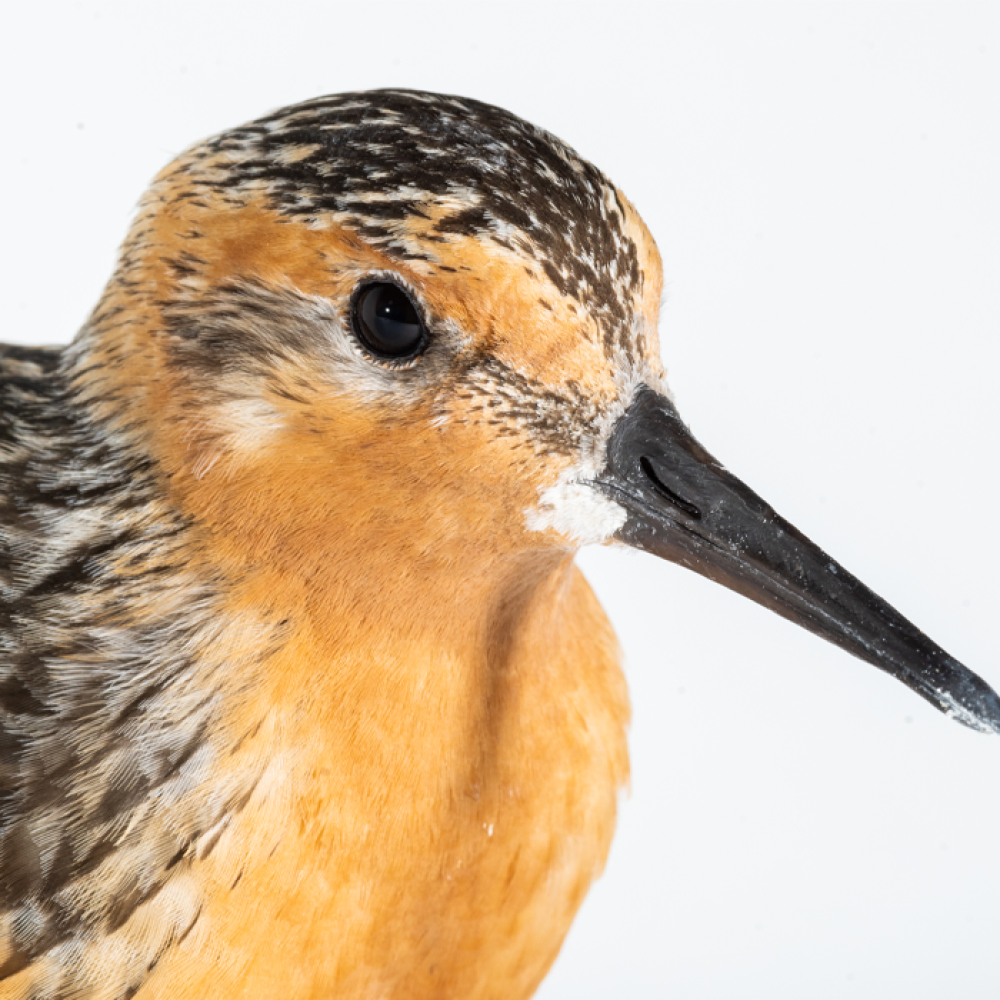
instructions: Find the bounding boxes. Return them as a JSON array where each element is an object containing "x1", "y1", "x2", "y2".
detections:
[{"x1": 590, "y1": 386, "x2": 1000, "y2": 734}]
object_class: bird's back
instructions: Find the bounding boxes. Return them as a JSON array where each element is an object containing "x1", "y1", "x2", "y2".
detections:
[{"x1": 0, "y1": 342, "x2": 258, "y2": 994}]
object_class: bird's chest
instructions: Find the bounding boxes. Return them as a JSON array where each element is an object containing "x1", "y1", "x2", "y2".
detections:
[{"x1": 144, "y1": 572, "x2": 630, "y2": 1000}]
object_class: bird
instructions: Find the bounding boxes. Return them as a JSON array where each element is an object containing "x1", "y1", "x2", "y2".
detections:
[{"x1": 0, "y1": 88, "x2": 996, "y2": 1000}]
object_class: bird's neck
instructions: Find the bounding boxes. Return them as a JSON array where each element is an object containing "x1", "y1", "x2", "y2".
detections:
[
  {"x1": 222, "y1": 540, "x2": 589, "y2": 790},
  {"x1": 11, "y1": 342, "x2": 631, "y2": 1000}
]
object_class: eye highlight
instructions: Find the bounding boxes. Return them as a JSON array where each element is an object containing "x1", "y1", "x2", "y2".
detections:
[{"x1": 351, "y1": 281, "x2": 428, "y2": 361}]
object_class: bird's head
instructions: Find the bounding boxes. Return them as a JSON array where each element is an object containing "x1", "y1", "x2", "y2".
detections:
[
  {"x1": 80, "y1": 91, "x2": 664, "y2": 601},
  {"x1": 76, "y1": 89, "x2": 1000, "y2": 733}
]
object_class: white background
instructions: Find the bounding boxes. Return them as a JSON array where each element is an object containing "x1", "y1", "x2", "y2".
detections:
[{"x1": 2, "y1": 3, "x2": 998, "y2": 997}]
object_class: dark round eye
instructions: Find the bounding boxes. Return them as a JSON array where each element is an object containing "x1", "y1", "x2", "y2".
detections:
[{"x1": 351, "y1": 282, "x2": 427, "y2": 360}]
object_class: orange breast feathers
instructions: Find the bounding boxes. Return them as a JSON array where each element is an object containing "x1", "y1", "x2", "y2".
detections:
[{"x1": 137, "y1": 554, "x2": 629, "y2": 1000}]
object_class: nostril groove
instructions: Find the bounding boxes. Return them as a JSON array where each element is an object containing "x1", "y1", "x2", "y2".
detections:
[{"x1": 639, "y1": 456, "x2": 702, "y2": 519}]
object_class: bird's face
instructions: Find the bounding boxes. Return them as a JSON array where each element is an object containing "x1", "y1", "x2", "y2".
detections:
[
  {"x1": 144, "y1": 191, "x2": 663, "y2": 572},
  {"x1": 86, "y1": 93, "x2": 667, "y2": 617},
  {"x1": 81, "y1": 91, "x2": 999, "y2": 732}
]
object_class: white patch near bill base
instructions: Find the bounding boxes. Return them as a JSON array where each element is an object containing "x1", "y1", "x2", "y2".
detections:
[
  {"x1": 524, "y1": 350, "x2": 671, "y2": 547},
  {"x1": 526, "y1": 475, "x2": 626, "y2": 546}
]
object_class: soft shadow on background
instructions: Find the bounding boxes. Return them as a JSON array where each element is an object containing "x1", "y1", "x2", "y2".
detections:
[{"x1": 3, "y1": 3, "x2": 998, "y2": 997}]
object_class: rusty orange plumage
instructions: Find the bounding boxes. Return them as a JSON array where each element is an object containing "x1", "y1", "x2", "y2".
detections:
[{"x1": 0, "y1": 90, "x2": 996, "y2": 999}]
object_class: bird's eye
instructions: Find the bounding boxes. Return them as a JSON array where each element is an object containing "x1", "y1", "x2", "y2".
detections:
[{"x1": 351, "y1": 282, "x2": 428, "y2": 360}]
